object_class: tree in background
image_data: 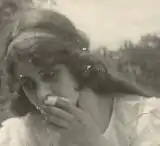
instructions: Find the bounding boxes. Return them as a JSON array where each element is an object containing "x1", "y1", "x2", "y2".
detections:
[
  {"x1": 137, "y1": 34, "x2": 160, "y2": 49},
  {"x1": 112, "y1": 34, "x2": 160, "y2": 96}
]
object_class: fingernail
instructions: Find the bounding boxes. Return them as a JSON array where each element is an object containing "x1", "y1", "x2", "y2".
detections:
[{"x1": 44, "y1": 96, "x2": 58, "y2": 105}]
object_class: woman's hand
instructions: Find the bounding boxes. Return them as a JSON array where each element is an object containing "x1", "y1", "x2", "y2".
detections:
[{"x1": 41, "y1": 97, "x2": 103, "y2": 146}]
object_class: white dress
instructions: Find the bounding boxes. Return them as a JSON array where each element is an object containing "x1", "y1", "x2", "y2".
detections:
[
  {"x1": 102, "y1": 95, "x2": 160, "y2": 146},
  {"x1": 0, "y1": 95, "x2": 160, "y2": 146}
]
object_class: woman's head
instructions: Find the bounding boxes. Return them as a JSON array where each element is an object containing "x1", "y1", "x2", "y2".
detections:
[
  {"x1": 0, "y1": 8, "x2": 91, "y2": 115},
  {"x1": 1, "y1": 8, "x2": 148, "y2": 116},
  {"x1": 6, "y1": 41, "x2": 148, "y2": 116},
  {"x1": 5, "y1": 31, "x2": 108, "y2": 111}
]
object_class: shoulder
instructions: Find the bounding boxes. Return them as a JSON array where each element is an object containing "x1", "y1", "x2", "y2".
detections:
[
  {"x1": 102, "y1": 94, "x2": 143, "y2": 146},
  {"x1": 134, "y1": 97, "x2": 160, "y2": 146},
  {"x1": 114, "y1": 95, "x2": 160, "y2": 145},
  {"x1": 0, "y1": 117, "x2": 29, "y2": 146}
]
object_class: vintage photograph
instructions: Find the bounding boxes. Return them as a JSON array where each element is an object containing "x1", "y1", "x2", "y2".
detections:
[{"x1": 0, "y1": 0, "x2": 160, "y2": 145}]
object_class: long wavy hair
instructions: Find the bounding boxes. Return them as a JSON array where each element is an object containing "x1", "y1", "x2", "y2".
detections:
[{"x1": 0, "y1": 8, "x2": 149, "y2": 117}]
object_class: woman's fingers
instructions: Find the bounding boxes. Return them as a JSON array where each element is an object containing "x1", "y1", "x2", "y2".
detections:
[
  {"x1": 45, "y1": 96, "x2": 82, "y2": 115},
  {"x1": 46, "y1": 114, "x2": 69, "y2": 128},
  {"x1": 55, "y1": 97, "x2": 82, "y2": 116},
  {"x1": 43, "y1": 96, "x2": 84, "y2": 125},
  {"x1": 42, "y1": 105, "x2": 74, "y2": 122}
]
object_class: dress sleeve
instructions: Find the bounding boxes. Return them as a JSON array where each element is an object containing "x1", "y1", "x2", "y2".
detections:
[
  {"x1": 0, "y1": 118, "x2": 28, "y2": 146},
  {"x1": 0, "y1": 120, "x2": 12, "y2": 146},
  {"x1": 102, "y1": 95, "x2": 160, "y2": 146},
  {"x1": 133, "y1": 97, "x2": 160, "y2": 146}
]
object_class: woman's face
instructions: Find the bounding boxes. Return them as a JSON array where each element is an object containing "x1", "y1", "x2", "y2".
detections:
[{"x1": 16, "y1": 61, "x2": 79, "y2": 108}]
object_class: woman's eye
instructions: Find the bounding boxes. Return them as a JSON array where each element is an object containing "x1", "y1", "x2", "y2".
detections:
[
  {"x1": 21, "y1": 77, "x2": 36, "y2": 89},
  {"x1": 40, "y1": 72, "x2": 59, "y2": 82}
]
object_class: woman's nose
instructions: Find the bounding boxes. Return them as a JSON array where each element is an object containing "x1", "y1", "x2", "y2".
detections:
[{"x1": 37, "y1": 82, "x2": 52, "y2": 101}]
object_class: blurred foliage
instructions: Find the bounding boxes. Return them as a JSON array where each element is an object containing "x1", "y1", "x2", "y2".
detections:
[{"x1": 103, "y1": 34, "x2": 160, "y2": 96}]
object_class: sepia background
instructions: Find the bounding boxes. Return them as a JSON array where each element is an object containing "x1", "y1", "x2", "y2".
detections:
[{"x1": 53, "y1": 0, "x2": 160, "y2": 49}]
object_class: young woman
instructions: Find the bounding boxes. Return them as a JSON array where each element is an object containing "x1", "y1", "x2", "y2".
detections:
[{"x1": 0, "y1": 5, "x2": 160, "y2": 146}]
